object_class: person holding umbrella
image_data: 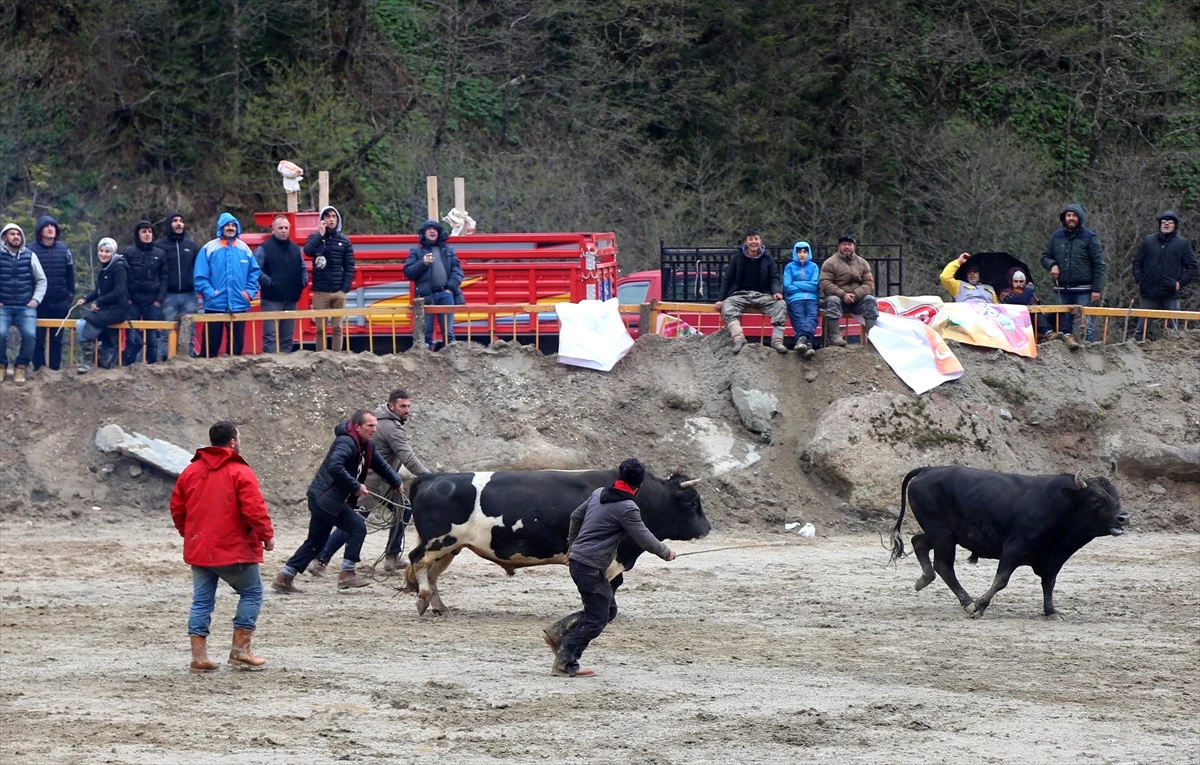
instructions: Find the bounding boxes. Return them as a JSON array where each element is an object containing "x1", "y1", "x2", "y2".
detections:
[{"x1": 940, "y1": 252, "x2": 997, "y2": 304}]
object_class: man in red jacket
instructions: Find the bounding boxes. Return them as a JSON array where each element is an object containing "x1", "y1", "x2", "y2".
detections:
[{"x1": 170, "y1": 421, "x2": 275, "y2": 673}]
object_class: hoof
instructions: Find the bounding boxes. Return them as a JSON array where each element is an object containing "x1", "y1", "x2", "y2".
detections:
[
  {"x1": 416, "y1": 595, "x2": 430, "y2": 615},
  {"x1": 966, "y1": 602, "x2": 984, "y2": 619},
  {"x1": 1045, "y1": 612, "x2": 1063, "y2": 621},
  {"x1": 914, "y1": 576, "x2": 933, "y2": 592}
]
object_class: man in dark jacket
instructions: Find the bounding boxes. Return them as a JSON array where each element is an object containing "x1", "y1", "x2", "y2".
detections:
[
  {"x1": 714, "y1": 230, "x2": 788, "y2": 354},
  {"x1": 550, "y1": 458, "x2": 675, "y2": 678},
  {"x1": 1132, "y1": 210, "x2": 1197, "y2": 340},
  {"x1": 273, "y1": 411, "x2": 402, "y2": 593},
  {"x1": 29, "y1": 216, "x2": 76, "y2": 371},
  {"x1": 1041, "y1": 203, "x2": 1105, "y2": 348},
  {"x1": 122, "y1": 221, "x2": 169, "y2": 364},
  {"x1": 404, "y1": 220, "x2": 463, "y2": 350},
  {"x1": 73, "y1": 238, "x2": 127, "y2": 373},
  {"x1": 303, "y1": 206, "x2": 355, "y2": 351},
  {"x1": 156, "y1": 213, "x2": 199, "y2": 356},
  {"x1": 254, "y1": 215, "x2": 308, "y2": 353}
]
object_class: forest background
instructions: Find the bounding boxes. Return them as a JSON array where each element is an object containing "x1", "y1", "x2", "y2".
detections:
[{"x1": 2, "y1": 0, "x2": 1198, "y2": 307}]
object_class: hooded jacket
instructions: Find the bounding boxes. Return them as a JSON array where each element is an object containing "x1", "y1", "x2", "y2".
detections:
[
  {"x1": 0, "y1": 224, "x2": 48, "y2": 307},
  {"x1": 195, "y1": 213, "x2": 260, "y2": 312},
  {"x1": 123, "y1": 222, "x2": 169, "y2": 305},
  {"x1": 782, "y1": 241, "x2": 820, "y2": 303},
  {"x1": 404, "y1": 220, "x2": 463, "y2": 297},
  {"x1": 1132, "y1": 211, "x2": 1197, "y2": 300},
  {"x1": 307, "y1": 421, "x2": 403, "y2": 518},
  {"x1": 566, "y1": 485, "x2": 671, "y2": 571},
  {"x1": 718, "y1": 243, "x2": 781, "y2": 300},
  {"x1": 154, "y1": 213, "x2": 199, "y2": 294},
  {"x1": 80, "y1": 250, "x2": 129, "y2": 330},
  {"x1": 303, "y1": 206, "x2": 355, "y2": 293},
  {"x1": 254, "y1": 233, "x2": 308, "y2": 303},
  {"x1": 1040, "y1": 203, "x2": 1106, "y2": 292},
  {"x1": 363, "y1": 402, "x2": 431, "y2": 497},
  {"x1": 170, "y1": 446, "x2": 274, "y2": 567},
  {"x1": 28, "y1": 216, "x2": 76, "y2": 309}
]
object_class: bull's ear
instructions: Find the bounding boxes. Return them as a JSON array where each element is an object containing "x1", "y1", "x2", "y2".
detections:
[{"x1": 1060, "y1": 485, "x2": 1080, "y2": 502}]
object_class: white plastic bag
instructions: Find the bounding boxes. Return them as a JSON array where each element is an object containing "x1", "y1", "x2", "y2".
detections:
[
  {"x1": 276, "y1": 160, "x2": 304, "y2": 193},
  {"x1": 443, "y1": 207, "x2": 477, "y2": 236}
]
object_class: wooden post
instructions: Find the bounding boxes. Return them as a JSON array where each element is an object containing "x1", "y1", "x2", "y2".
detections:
[
  {"x1": 286, "y1": 192, "x2": 298, "y2": 213},
  {"x1": 426, "y1": 176, "x2": 439, "y2": 220},
  {"x1": 454, "y1": 177, "x2": 465, "y2": 212},
  {"x1": 412, "y1": 297, "x2": 427, "y2": 350},
  {"x1": 319, "y1": 171, "x2": 330, "y2": 211}
]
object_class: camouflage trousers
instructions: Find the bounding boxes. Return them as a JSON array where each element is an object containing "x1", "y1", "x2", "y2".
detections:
[{"x1": 720, "y1": 291, "x2": 788, "y2": 326}]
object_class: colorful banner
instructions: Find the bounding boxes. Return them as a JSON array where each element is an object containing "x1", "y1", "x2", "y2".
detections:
[
  {"x1": 939, "y1": 302, "x2": 1037, "y2": 358},
  {"x1": 878, "y1": 295, "x2": 945, "y2": 326},
  {"x1": 556, "y1": 298, "x2": 635, "y2": 372},
  {"x1": 654, "y1": 313, "x2": 703, "y2": 338},
  {"x1": 867, "y1": 313, "x2": 964, "y2": 394}
]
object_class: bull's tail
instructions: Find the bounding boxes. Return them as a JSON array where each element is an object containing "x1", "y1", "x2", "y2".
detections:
[{"x1": 890, "y1": 468, "x2": 926, "y2": 563}]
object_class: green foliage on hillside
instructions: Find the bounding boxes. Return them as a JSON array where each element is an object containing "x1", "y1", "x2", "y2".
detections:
[{"x1": 2, "y1": 0, "x2": 1197, "y2": 308}]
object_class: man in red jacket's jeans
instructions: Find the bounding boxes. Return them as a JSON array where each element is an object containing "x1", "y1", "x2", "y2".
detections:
[{"x1": 170, "y1": 421, "x2": 275, "y2": 673}]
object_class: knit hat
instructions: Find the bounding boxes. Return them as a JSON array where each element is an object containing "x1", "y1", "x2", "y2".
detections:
[{"x1": 98, "y1": 237, "x2": 118, "y2": 254}]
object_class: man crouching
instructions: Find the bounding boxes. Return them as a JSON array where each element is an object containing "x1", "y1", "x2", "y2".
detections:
[{"x1": 550, "y1": 458, "x2": 676, "y2": 678}]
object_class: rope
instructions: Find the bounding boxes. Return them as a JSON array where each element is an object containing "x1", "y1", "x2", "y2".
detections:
[{"x1": 673, "y1": 542, "x2": 797, "y2": 557}]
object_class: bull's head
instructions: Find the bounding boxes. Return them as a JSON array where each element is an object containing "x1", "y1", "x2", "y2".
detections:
[
  {"x1": 658, "y1": 471, "x2": 711, "y2": 540},
  {"x1": 1064, "y1": 475, "x2": 1129, "y2": 537}
]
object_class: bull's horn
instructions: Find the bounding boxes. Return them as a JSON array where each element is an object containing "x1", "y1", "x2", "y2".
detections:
[
  {"x1": 679, "y1": 478, "x2": 702, "y2": 488},
  {"x1": 1074, "y1": 469, "x2": 1087, "y2": 489}
]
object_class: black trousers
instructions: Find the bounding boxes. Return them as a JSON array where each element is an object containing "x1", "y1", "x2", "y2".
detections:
[{"x1": 557, "y1": 560, "x2": 619, "y2": 670}]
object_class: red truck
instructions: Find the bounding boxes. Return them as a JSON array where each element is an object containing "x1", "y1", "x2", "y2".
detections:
[{"x1": 241, "y1": 211, "x2": 618, "y2": 351}]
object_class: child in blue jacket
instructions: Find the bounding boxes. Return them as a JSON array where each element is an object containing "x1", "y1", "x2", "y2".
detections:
[{"x1": 782, "y1": 241, "x2": 819, "y2": 358}]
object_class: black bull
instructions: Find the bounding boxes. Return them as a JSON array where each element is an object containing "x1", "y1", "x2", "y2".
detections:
[
  {"x1": 889, "y1": 466, "x2": 1129, "y2": 618},
  {"x1": 401, "y1": 469, "x2": 710, "y2": 615}
]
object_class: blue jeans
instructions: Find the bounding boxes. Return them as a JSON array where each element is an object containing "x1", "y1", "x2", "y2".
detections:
[
  {"x1": 1054, "y1": 289, "x2": 1094, "y2": 341},
  {"x1": 786, "y1": 299, "x2": 818, "y2": 342},
  {"x1": 0, "y1": 304, "x2": 37, "y2": 366},
  {"x1": 124, "y1": 302, "x2": 166, "y2": 363},
  {"x1": 189, "y1": 563, "x2": 264, "y2": 635},
  {"x1": 423, "y1": 290, "x2": 456, "y2": 348},
  {"x1": 284, "y1": 498, "x2": 368, "y2": 574},
  {"x1": 162, "y1": 292, "x2": 199, "y2": 356},
  {"x1": 557, "y1": 559, "x2": 619, "y2": 672},
  {"x1": 318, "y1": 507, "x2": 402, "y2": 563}
]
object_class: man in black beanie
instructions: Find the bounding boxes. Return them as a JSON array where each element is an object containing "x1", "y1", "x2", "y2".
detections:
[{"x1": 549, "y1": 458, "x2": 675, "y2": 678}]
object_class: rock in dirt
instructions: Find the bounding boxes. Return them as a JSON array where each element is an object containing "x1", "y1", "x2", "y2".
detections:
[{"x1": 95, "y1": 424, "x2": 193, "y2": 477}]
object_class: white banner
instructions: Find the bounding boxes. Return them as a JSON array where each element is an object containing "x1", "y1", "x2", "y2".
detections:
[
  {"x1": 556, "y1": 298, "x2": 635, "y2": 372},
  {"x1": 867, "y1": 313, "x2": 964, "y2": 394}
]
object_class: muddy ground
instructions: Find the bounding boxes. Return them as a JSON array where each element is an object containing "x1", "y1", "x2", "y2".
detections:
[{"x1": 0, "y1": 518, "x2": 1196, "y2": 764}]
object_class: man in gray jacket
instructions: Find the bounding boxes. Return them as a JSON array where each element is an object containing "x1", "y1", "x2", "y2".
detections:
[{"x1": 552, "y1": 458, "x2": 675, "y2": 678}]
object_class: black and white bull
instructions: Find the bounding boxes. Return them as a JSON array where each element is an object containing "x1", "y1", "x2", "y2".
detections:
[
  {"x1": 889, "y1": 466, "x2": 1129, "y2": 618},
  {"x1": 403, "y1": 469, "x2": 710, "y2": 615}
]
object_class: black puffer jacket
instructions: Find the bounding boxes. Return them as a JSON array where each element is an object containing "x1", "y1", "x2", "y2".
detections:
[
  {"x1": 1040, "y1": 204, "x2": 1106, "y2": 291},
  {"x1": 307, "y1": 421, "x2": 402, "y2": 518},
  {"x1": 1133, "y1": 211, "x2": 1198, "y2": 300},
  {"x1": 80, "y1": 256, "x2": 129, "y2": 330},
  {"x1": 303, "y1": 206, "x2": 355, "y2": 293},
  {"x1": 28, "y1": 216, "x2": 76, "y2": 308},
  {"x1": 123, "y1": 224, "x2": 168, "y2": 305},
  {"x1": 254, "y1": 236, "x2": 308, "y2": 302},
  {"x1": 155, "y1": 214, "x2": 198, "y2": 294}
]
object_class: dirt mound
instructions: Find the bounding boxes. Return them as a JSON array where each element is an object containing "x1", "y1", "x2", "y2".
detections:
[{"x1": 3, "y1": 333, "x2": 1198, "y2": 532}]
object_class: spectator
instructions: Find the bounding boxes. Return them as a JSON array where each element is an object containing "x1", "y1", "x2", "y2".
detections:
[
  {"x1": 819, "y1": 235, "x2": 878, "y2": 348},
  {"x1": 122, "y1": 221, "x2": 169, "y2": 365},
  {"x1": 1041, "y1": 203, "x2": 1105, "y2": 348},
  {"x1": 272, "y1": 410, "x2": 403, "y2": 594},
  {"x1": 194, "y1": 213, "x2": 260, "y2": 357},
  {"x1": 1132, "y1": 210, "x2": 1197, "y2": 340},
  {"x1": 0, "y1": 223, "x2": 47, "y2": 385},
  {"x1": 404, "y1": 220, "x2": 463, "y2": 350},
  {"x1": 303, "y1": 206, "x2": 355, "y2": 352},
  {"x1": 254, "y1": 215, "x2": 308, "y2": 353},
  {"x1": 940, "y1": 252, "x2": 997, "y2": 304},
  {"x1": 998, "y1": 268, "x2": 1062, "y2": 343},
  {"x1": 170, "y1": 420, "x2": 274, "y2": 672},
  {"x1": 714, "y1": 230, "x2": 788, "y2": 354},
  {"x1": 73, "y1": 238, "x2": 128, "y2": 373},
  {"x1": 310, "y1": 389, "x2": 432, "y2": 577},
  {"x1": 29, "y1": 216, "x2": 76, "y2": 372},
  {"x1": 782, "y1": 240, "x2": 819, "y2": 359},
  {"x1": 550, "y1": 458, "x2": 675, "y2": 678},
  {"x1": 156, "y1": 213, "x2": 200, "y2": 357}
]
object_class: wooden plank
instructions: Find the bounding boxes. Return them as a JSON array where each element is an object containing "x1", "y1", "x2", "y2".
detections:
[
  {"x1": 426, "y1": 176, "x2": 439, "y2": 220},
  {"x1": 319, "y1": 170, "x2": 330, "y2": 211},
  {"x1": 454, "y1": 177, "x2": 465, "y2": 211}
]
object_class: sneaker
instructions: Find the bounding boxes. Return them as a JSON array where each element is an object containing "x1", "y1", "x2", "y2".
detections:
[
  {"x1": 771, "y1": 340, "x2": 788, "y2": 354},
  {"x1": 306, "y1": 560, "x2": 329, "y2": 578},
  {"x1": 551, "y1": 663, "x2": 596, "y2": 678},
  {"x1": 337, "y1": 571, "x2": 371, "y2": 589}
]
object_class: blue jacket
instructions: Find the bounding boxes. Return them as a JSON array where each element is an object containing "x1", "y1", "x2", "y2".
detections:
[
  {"x1": 194, "y1": 213, "x2": 260, "y2": 312},
  {"x1": 782, "y1": 241, "x2": 820, "y2": 303},
  {"x1": 404, "y1": 220, "x2": 464, "y2": 298}
]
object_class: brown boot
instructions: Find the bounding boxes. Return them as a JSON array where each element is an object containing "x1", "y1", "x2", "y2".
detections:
[
  {"x1": 306, "y1": 560, "x2": 329, "y2": 578},
  {"x1": 542, "y1": 611, "x2": 583, "y2": 654},
  {"x1": 770, "y1": 327, "x2": 788, "y2": 353},
  {"x1": 1063, "y1": 333, "x2": 1080, "y2": 351},
  {"x1": 13, "y1": 365, "x2": 27, "y2": 384},
  {"x1": 551, "y1": 656, "x2": 596, "y2": 677},
  {"x1": 337, "y1": 570, "x2": 371, "y2": 589},
  {"x1": 271, "y1": 572, "x2": 301, "y2": 594},
  {"x1": 727, "y1": 319, "x2": 746, "y2": 354},
  {"x1": 825, "y1": 318, "x2": 847, "y2": 347},
  {"x1": 0, "y1": 363, "x2": 6, "y2": 381},
  {"x1": 228, "y1": 627, "x2": 266, "y2": 670},
  {"x1": 189, "y1": 634, "x2": 219, "y2": 673}
]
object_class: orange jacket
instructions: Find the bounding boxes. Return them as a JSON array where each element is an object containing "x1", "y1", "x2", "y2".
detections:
[{"x1": 170, "y1": 447, "x2": 274, "y2": 567}]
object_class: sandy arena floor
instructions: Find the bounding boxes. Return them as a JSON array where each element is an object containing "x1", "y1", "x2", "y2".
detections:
[{"x1": 1, "y1": 517, "x2": 1197, "y2": 764}]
